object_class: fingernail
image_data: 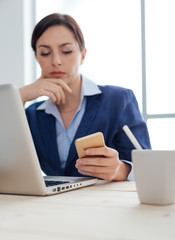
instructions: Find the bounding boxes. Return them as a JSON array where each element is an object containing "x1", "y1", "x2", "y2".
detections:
[{"x1": 85, "y1": 149, "x2": 91, "y2": 154}]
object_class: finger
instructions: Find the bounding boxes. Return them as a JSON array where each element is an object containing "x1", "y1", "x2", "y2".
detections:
[
  {"x1": 56, "y1": 86, "x2": 66, "y2": 104},
  {"x1": 42, "y1": 90, "x2": 57, "y2": 104},
  {"x1": 47, "y1": 78, "x2": 72, "y2": 93},
  {"x1": 36, "y1": 77, "x2": 72, "y2": 103},
  {"x1": 37, "y1": 77, "x2": 72, "y2": 95},
  {"x1": 85, "y1": 146, "x2": 118, "y2": 158},
  {"x1": 76, "y1": 157, "x2": 110, "y2": 167},
  {"x1": 77, "y1": 169, "x2": 113, "y2": 181},
  {"x1": 76, "y1": 164, "x2": 112, "y2": 174},
  {"x1": 42, "y1": 84, "x2": 64, "y2": 104},
  {"x1": 48, "y1": 85, "x2": 63, "y2": 105}
]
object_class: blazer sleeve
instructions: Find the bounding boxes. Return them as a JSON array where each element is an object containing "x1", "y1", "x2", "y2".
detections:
[{"x1": 114, "y1": 89, "x2": 151, "y2": 162}]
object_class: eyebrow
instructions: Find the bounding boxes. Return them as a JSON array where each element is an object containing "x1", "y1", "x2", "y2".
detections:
[{"x1": 38, "y1": 43, "x2": 73, "y2": 48}]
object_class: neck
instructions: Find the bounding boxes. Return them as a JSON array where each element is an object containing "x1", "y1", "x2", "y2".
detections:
[
  {"x1": 58, "y1": 104, "x2": 80, "y2": 113},
  {"x1": 57, "y1": 75, "x2": 82, "y2": 112}
]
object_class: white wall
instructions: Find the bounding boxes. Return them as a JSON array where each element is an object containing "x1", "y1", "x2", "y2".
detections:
[{"x1": 0, "y1": 0, "x2": 35, "y2": 88}]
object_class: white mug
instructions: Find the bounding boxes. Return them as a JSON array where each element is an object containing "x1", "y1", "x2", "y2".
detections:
[{"x1": 132, "y1": 150, "x2": 175, "y2": 205}]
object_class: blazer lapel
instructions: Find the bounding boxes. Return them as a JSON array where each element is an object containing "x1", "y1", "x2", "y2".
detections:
[
  {"x1": 38, "y1": 111, "x2": 62, "y2": 172},
  {"x1": 65, "y1": 95, "x2": 101, "y2": 170}
]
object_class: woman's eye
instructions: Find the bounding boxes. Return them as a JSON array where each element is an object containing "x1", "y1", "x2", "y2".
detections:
[
  {"x1": 41, "y1": 52, "x2": 51, "y2": 56},
  {"x1": 62, "y1": 50, "x2": 72, "y2": 54}
]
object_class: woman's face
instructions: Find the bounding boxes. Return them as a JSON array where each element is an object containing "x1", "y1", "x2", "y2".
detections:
[{"x1": 35, "y1": 25, "x2": 86, "y2": 86}]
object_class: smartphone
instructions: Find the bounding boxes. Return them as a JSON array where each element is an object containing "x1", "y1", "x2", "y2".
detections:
[{"x1": 75, "y1": 132, "x2": 105, "y2": 158}]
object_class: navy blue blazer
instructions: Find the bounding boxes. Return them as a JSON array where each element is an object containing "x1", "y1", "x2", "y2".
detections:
[{"x1": 25, "y1": 85, "x2": 151, "y2": 177}]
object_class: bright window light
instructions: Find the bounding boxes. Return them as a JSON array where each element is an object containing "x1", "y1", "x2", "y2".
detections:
[{"x1": 145, "y1": 0, "x2": 175, "y2": 114}]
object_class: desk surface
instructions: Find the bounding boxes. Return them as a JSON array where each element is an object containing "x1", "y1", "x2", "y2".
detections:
[{"x1": 0, "y1": 180, "x2": 175, "y2": 240}]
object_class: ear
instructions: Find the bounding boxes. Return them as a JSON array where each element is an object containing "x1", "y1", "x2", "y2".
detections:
[{"x1": 80, "y1": 48, "x2": 87, "y2": 65}]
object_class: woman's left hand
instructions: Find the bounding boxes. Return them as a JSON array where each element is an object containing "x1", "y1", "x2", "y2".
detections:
[{"x1": 75, "y1": 146, "x2": 131, "y2": 181}]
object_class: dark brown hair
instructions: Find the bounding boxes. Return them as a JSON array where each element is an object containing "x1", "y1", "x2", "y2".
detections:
[{"x1": 31, "y1": 13, "x2": 85, "y2": 52}]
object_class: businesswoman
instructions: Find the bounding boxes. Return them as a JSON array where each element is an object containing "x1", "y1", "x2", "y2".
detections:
[{"x1": 19, "y1": 13, "x2": 151, "y2": 181}]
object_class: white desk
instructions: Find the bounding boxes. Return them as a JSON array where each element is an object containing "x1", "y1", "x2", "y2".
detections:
[{"x1": 0, "y1": 180, "x2": 175, "y2": 240}]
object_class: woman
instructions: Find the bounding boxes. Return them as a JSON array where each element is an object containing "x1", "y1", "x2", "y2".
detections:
[{"x1": 19, "y1": 13, "x2": 151, "y2": 181}]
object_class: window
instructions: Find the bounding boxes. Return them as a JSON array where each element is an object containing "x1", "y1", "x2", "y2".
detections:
[{"x1": 144, "y1": 0, "x2": 175, "y2": 149}]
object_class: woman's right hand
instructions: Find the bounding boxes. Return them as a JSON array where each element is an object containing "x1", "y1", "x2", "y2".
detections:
[{"x1": 19, "y1": 75, "x2": 72, "y2": 105}]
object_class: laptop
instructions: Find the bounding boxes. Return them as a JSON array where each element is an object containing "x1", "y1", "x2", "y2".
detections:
[{"x1": 0, "y1": 84, "x2": 98, "y2": 196}]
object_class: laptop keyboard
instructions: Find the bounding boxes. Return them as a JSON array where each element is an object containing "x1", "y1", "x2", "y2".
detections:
[{"x1": 45, "y1": 180, "x2": 70, "y2": 187}]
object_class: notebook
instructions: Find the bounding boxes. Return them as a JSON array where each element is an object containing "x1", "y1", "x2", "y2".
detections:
[{"x1": 0, "y1": 84, "x2": 98, "y2": 196}]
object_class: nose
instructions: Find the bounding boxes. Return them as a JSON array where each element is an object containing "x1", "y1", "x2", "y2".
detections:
[{"x1": 52, "y1": 53, "x2": 62, "y2": 66}]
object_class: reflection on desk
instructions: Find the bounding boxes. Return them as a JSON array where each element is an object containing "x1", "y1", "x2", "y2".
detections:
[{"x1": 0, "y1": 180, "x2": 175, "y2": 240}]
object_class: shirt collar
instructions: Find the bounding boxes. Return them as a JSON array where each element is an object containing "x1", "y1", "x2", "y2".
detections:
[
  {"x1": 36, "y1": 75, "x2": 102, "y2": 112},
  {"x1": 81, "y1": 75, "x2": 102, "y2": 97}
]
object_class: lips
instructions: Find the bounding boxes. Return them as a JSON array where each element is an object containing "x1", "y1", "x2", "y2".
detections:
[{"x1": 51, "y1": 71, "x2": 65, "y2": 78}]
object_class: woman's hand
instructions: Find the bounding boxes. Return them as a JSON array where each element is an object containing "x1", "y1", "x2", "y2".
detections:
[
  {"x1": 19, "y1": 75, "x2": 72, "y2": 105},
  {"x1": 75, "y1": 146, "x2": 131, "y2": 181}
]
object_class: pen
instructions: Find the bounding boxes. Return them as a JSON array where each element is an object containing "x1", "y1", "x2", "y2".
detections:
[{"x1": 123, "y1": 125, "x2": 143, "y2": 150}]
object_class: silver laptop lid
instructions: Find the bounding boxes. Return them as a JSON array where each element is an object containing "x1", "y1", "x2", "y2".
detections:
[{"x1": 0, "y1": 84, "x2": 46, "y2": 195}]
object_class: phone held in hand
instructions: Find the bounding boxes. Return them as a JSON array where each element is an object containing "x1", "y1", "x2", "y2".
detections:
[{"x1": 75, "y1": 132, "x2": 105, "y2": 158}]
